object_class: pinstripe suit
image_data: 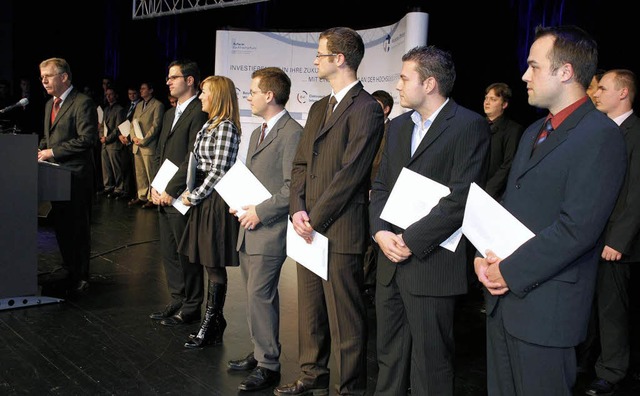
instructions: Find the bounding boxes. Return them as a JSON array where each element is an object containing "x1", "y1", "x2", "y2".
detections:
[
  {"x1": 289, "y1": 81, "x2": 384, "y2": 394},
  {"x1": 369, "y1": 101, "x2": 490, "y2": 395}
]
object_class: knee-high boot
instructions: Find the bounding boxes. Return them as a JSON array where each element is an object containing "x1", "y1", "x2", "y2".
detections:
[{"x1": 184, "y1": 281, "x2": 226, "y2": 349}]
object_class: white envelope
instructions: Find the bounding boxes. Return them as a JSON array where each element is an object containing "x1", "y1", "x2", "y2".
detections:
[
  {"x1": 380, "y1": 167, "x2": 460, "y2": 252},
  {"x1": 151, "y1": 159, "x2": 190, "y2": 215},
  {"x1": 118, "y1": 119, "x2": 131, "y2": 137},
  {"x1": 462, "y1": 183, "x2": 535, "y2": 259},
  {"x1": 132, "y1": 119, "x2": 144, "y2": 139},
  {"x1": 286, "y1": 221, "x2": 328, "y2": 280},
  {"x1": 214, "y1": 160, "x2": 272, "y2": 217}
]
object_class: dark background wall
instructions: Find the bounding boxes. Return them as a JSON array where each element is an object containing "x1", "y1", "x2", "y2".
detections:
[{"x1": 2, "y1": 0, "x2": 639, "y2": 130}]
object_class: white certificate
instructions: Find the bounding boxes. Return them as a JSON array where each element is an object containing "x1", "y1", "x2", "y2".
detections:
[
  {"x1": 286, "y1": 221, "x2": 328, "y2": 280},
  {"x1": 132, "y1": 119, "x2": 144, "y2": 139},
  {"x1": 96, "y1": 106, "x2": 103, "y2": 124},
  {"x1": 118, "y1": 120, "x2": 131, "y2": 137},
  {"x1": 214, "y1": 160, "x2": 272, "y2": 217},
  {"x1": 462, "y1": 183, "x2": 535, "y2": 259},
  {"x1": 151, "y1": 159, "x2": 190, "y2": 215},
  {"x1": 380, "y1": 167, "x2": 460, "y2": 252}
]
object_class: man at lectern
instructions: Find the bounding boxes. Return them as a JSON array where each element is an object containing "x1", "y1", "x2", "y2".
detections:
[{"x1": 37, "y1": 57, "x2": 97, "y2": 297}]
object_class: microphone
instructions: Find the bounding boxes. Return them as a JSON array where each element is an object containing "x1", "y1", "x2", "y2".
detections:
[{"x1": 0, "y1": 98, "x2": 29, "y2": 114}]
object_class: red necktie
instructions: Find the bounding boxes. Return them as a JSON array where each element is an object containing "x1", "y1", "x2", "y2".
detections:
[
  {"x1": 257, "y1": 122, "x2": 267, "y2": 147},
  {"x1": 51, "y1": 97, "x2": 62, "y2": 124}
]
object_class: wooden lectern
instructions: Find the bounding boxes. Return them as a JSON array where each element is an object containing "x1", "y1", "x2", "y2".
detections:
[{"x1": 0, "y1": 134, "x2": 70, "y2": 310}]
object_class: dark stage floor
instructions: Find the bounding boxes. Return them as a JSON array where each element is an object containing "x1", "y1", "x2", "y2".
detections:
[{"x1": 1, "y1": 195, "x2": 639, "y2": 395}]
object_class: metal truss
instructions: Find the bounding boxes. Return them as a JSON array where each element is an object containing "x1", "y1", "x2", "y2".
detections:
[{"x1": 132, "y1": 0, "x2": 270, "y2": 20}]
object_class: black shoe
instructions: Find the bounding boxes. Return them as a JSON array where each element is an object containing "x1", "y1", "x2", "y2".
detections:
[
  {"x1": 160, "y1": 311, "x2": 200, "y2": 326},
  {"x1": 228, "y1": 352, "x2": 258, "y2": 371},
  {"x1": 273, "y1": 379, "x2": 329, "y2": 396},
  {"x1": 67, "y1": 280, "x2": 89, "y2": 297},
  {"x1": 238, "y1": 366, "x2": 280, "y2": 391},
  {"x1": 585, "y1": 378, "x2": 616, "y2": 395},
  {"x1": 149, "y1": 303, "x2": 181, "y2": 320}
]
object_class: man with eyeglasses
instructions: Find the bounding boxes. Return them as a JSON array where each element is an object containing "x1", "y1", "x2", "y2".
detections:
[
  {"x1": 37, "y1": 57, "x2": 98, "y2": 297},
  {"x1": 148, "y1": 60, "x2": 208, "y2": 327},
  {"x1": 276, "y1": 27, "x2": 384, "y2": 396}
]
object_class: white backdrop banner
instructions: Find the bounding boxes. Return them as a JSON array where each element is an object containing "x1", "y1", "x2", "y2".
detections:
[{"x1": 215, "y1": 12, "x2": 428, "y2": 161}]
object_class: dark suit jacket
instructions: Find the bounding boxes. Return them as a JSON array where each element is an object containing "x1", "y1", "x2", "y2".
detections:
[
  {"x1": 604, "y1": 112, "x2": 640, "y2": 262},
  {"x1": 155, "y1": 98, "x2": 208, "y2": 200},
  {"x1": 491, "y1": 100, "x2": 627, "y2": 347},
  {"x1": 290, "y1": 82, "x2": 384, "y2": 254},
  {"x1": 102, "y1": 102, "x2": 126, "y2": 151},
  {"x1": 485, "y1": 114, "x2": 524, "y2": 199},
  {"x1": 370, "y1": 101, "x2": 490, "y2": 296},
  {"x1": 238, "y1": 112, "x2": 302, "y2": 256},
  {"x1": 39, "y1": 87, "x2": 97, "y2": 179}
]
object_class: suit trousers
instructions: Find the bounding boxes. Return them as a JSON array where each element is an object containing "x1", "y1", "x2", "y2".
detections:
[
  {"x1": 158, "y1": 206, "x2": 203, "y2": 315},
  {"x1": 101, "y1": 147, "x2": 125, "y2": 193},
  {"x1": 133, "y1": 151, "x2": 157, "y2": 201},
  {"x1": 296, "y1": 252, "x2": 367, "y2": 395},
  {"x1": 50, "y1": 174, "x2": 92, "y2": 283},
  {"x1": 239, "y1": 251, "x2": 286, "y2": 372},
  {"x1": 375, "y1": 272, "x2": 455, "y2": 396},
  {"x1": 594, "y1": 260, "x2": 632, "y2": 383},
  {"x1": 487, "y1": 301, "x2": 576, "y2": 396}
]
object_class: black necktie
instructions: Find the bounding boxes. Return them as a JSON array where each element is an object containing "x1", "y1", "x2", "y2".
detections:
[{"x1": 323, "y1": 96, "x2": 337, "y2": 127}]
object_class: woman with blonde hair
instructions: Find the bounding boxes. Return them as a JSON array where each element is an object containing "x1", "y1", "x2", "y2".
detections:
[{"x1": 178, "y1": 75, "x2": 242, "y2": 348}]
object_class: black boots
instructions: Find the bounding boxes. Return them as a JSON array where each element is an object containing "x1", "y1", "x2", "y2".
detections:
[{"x1": 184, "y1": 281, "x2": 227, "y2": 349}]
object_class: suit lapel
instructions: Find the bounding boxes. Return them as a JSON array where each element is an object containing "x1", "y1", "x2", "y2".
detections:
[
  {"x1": 50, "y1": 89, "x2": 75, "y2": 130},
  {"x1": 518, "y1": 103, "x2": 592, "y2": 177},
  {"x1": 407, "y1": 101, "x2": 455, "y2": 164},
  {"x1": 314, "y1": 82, "x2": 363, "y2": 141}
]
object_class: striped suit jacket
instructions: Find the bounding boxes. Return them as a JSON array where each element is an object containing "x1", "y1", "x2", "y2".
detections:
[
  {"x1": 290, "y1": 81, "x2": 384, "y2": 254},
  {"x1": 370, "y1": 100, "x2": 491, "y2": 296}
]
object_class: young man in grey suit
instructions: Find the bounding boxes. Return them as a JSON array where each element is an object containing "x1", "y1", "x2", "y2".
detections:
[
  {"x1": 474, "y1": 26, "x2": 627, "y2": 395},
  {"x1": 38, "y1": 57, "x2": 98, "y2": 296},
  {"x1": 369, "y1": 45, "x2": 490, "y2": 395},
  {"x1": 276, "y1": 27, "x2": 384, "y2": 396},
  {"x1": 226, "y1": 67, "x2": 302, "y2": 392},
  {"x1": 149, "y1": 60, "x2": 208, "y2": 326}
]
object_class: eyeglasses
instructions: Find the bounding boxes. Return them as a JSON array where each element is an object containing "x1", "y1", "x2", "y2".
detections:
[
  {"x1": 166, "y1": 75, "x2": 186, "y2": 82},
  {"x1": 316, "y1": 53, "x2": 338, "y2": 58},
  {"x1": 248, "y1": 89, "x2": 265, "y2": 97},
  {"x1": 40, "y1": 72, "x2": 63, "y2": 81}
]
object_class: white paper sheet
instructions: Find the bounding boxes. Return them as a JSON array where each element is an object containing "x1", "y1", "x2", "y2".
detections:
[
  {"x1": 379, "y1": 167, "x2": 460, "y2": 252},
  {"x1": 286, "y1": 221, "x2": 328, "y2": 280},
  {"x1": 214, "y1": 160, "x2": 272, "y2": 217},
  {"x1": 462, "y1": 183, "x2": 535, "y2": 259},
  {"x1": 118, "y1": 120, "x2": 131, "y2": 137},
  {"x1": 102, "y1": 120, "x2": 107, "y2": 137},
  {"x1": 151, "y1": 159, "x2": 190, "y2": 215},
  {"x1": 132, "y1": 119, "x2": 144, "y2": 139},
  {"x1": 96, "y1": 106, "x2": 103, "y2": 124}
]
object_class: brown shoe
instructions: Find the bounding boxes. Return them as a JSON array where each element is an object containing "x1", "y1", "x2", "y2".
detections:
[
  {"x1": 141, "y1": 201, "x2": 157, "y2": 209},
  {"x1": 128, "y1": 198, "x2": 142, "y2": 207}
]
